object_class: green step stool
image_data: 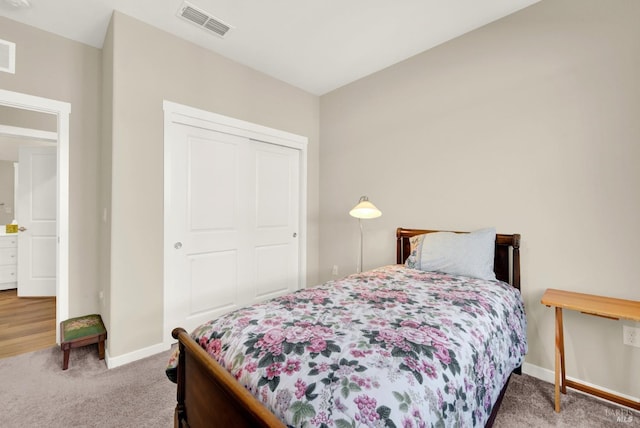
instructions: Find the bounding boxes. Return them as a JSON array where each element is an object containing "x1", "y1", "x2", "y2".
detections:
[{"x1": 60, "y1": 314, "x2": 107, "y2": 370}]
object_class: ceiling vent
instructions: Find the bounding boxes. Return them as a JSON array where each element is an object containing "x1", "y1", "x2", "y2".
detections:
[
  {"x1": 177, "y1": 1, "x2": 233, "y2": 38},
  {"x1": 0, "y1": 39, "x2": 16, "y2": 74}
]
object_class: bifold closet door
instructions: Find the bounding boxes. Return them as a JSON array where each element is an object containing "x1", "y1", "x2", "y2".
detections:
[{"x1": 166, "y1": 123, "x2": 300, "y2": 335}]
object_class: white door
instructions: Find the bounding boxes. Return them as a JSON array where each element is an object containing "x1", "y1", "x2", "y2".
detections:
[
  {"x1": 251, "y1": 142, "x2": 300, "y2": 301},
  {"x1": 165, "y1": 123, "x2": 300, "y2": 339},
  {"x1": 17, "y1": 146, "x2": 57, "y2": 296}
]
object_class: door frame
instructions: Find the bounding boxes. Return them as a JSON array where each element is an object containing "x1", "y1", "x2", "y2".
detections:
[
  {"x1": 162, "y1": 100, "x2": 308, "y2": 346},
  {"x1": 0, "y1": 89, "x2": 70, "y2": 344}
]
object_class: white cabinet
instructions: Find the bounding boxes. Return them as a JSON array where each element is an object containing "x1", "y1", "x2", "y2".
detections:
[{"x1": 0, "y1": 235, "x2": 17, "y2": 290}]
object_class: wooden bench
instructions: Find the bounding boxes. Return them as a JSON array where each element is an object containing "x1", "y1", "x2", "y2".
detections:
[{"x1": 60, "y1": 314, "x2": 107, "y2": 370}]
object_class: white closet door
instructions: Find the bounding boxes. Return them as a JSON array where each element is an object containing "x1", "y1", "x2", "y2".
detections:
[
  {"x1": 250, "y1": 140, "x2": 300, "y2": 302},
  {"x1": 165, "y1": 123, "x2": 300, "y2": 339}
]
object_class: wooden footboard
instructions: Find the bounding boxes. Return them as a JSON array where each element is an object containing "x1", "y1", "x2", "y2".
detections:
[{"x1": 172, "y1": 327, "x2": 285, "y2": 428}]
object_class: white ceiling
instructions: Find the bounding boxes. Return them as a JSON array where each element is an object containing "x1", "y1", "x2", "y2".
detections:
[{"x1": 0, "y1": 0, "x2": 539, "y2": 95}]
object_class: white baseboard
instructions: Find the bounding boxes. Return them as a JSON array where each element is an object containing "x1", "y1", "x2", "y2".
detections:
[
  {"x1": 522, "y1": 362, "x2": 640, "y2": 411},
  {"x1": 105, "y1": 342, "x2": 171, "y2": 369}
]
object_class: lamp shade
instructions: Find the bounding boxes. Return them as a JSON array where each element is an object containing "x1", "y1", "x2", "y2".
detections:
[{"x1": 349, "y1": 196, "x2": 382, "y2": 219}]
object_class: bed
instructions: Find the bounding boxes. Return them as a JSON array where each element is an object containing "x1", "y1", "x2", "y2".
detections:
[{"x1": 167, "y1": 227, "x2": 526, "y2": 427}]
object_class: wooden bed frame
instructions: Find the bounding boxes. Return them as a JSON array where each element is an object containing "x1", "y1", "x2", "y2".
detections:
[{"x1": 172, "y1": 227, "x2": 522, "y2": 428}]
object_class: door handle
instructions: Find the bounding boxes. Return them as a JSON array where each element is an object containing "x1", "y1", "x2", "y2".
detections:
[{"x1": 18, "y1": 226, "x2": 27, "y2": 232}]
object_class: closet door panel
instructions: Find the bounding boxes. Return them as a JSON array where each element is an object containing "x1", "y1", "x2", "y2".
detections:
[
  {"x1": 167, "y1": 124, "x2": 249, "y2": 335},
  {"x1": 251, "y1": 142, "x2": 300, "y2": 302}
]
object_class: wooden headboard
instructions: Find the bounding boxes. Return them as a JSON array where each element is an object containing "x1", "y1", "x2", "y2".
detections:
[{"x1": 396, "y1": 228, "x2": 521, "y2": 290}]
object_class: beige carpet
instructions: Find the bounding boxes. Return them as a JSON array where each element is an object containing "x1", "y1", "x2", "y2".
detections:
[
  {"x1": 494, "y1": 372, "x2": 639, "y2": 428},
  {"x1": 1, "y1": 344, "x2": 175, "y2": 427},
  {"x1": 1, "y1": 345, "x2": 638, "y2": 427}
]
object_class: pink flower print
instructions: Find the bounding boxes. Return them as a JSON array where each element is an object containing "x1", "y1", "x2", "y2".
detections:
[
  {"x1": 422, "y1": 327, "x2": 449, "y2": 346},
  {"x1": 307, "y1": 337, "x2": 327, "y2": 353},
  {"x1": 403, "y1": 356, "x2": 420, "y2": 372},
  {"x1": 350, "y1": 375, "x2": 372, "y2": 389},
  {"x1": 350, "y1": 349, "x2": 368, "y2": 358},
  {"x1": 376, "y1": 328, "x2": 402, "y2": 346},
  {"x1": 334, "y1": 397, "x2": 348, "y2": 413},
  {"x1": 199, "y1": 336, "x2": 208, "y2": 347},
  {"x1": 310, "y1": 325, "x2": 333, "y2": 337},
  {"x1": 284, "y1": 326, "x2": 312, "y2": 344},
  {"x1": 369, "y1": 318, "x2": 388, "y2": 327},
  {"x1": 359, "y1": 291, "x2": 380, "y2": 302},
  {"x1": 400, "y1": 320, "x2": 420, "y2": 329},
  {"x1": 310, "y1": 289, "x2": 330, "y2": 304},
  {"x1": 245, "y1": 361, "x2": 258, "y2": 373},
  {"x1": 264, "y1": 317, "x2": 285, "y2": 326},
  {"x1": 234, "y1": 368, "x2": 243, "y2": 380},
  {"x1": 311, "y1": 411, "x2": 331, "y2": 426},
  {"x1": 236, "y1": 317, "x2": 252, "y2": 328},
  {"x1": 340, "y1": 316, "x2": 353, "y2": 325},
  {"x1": 206, "y1": 338, "x2": 222, "y2": 357},
  {"x1": 421, "y1": 361, "x2": 438, "y2": 379},
  {"x1": 446, "y1": 381, "x2": 456, "y2": 395},
  {"x1": 265, "y1": 362, "x2": 282, "y2": 380},
  {"x1": 354, "y1": 394, "x2": 380, "y2": 424},
  {"x1": 399, "y1": 327, "x2": 431, "y2": 345},
  {"x1": 464, "y1": 377, "x2": 473, "y2": 392},
  {"x1": 434, "y1": 343, "x2": 451, "y2": 365},
  {"x1": 257, "y1": 328, "x2": 286, "y2": 355},
  {"x1": 283, "y1": 358, "x2": 301, "y2": 375},
  {"x1": 441, "y1": 318, "x2": 454, "y2": 328},
  {"x1": 471, "y1": 328, "x2": 482, "y2": 341},
  {"x1": 378, "y1": 349, "x2": 392, "y2": 358},
  {"x1": 294, "y1": 378, "x2": 306, "y2": 399}
]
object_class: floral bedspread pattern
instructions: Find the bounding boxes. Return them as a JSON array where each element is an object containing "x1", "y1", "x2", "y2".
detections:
[{"x1": 166, "y1": 265, "x2": 527, "y2": 428}]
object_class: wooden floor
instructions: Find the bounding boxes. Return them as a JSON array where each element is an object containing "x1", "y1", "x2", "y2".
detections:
[{"x1": 0, "y1": 288, "x2": 56, "y2": 359}]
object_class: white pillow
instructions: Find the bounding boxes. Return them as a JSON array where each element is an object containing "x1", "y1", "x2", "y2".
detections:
[{"x1": 419, "y1": 228, "x2": 497, "y2": 280}]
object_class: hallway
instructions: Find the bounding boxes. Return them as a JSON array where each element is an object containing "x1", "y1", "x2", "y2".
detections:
[{"x1": 0, "y1": 289, "x2": 56, "y2": 358}]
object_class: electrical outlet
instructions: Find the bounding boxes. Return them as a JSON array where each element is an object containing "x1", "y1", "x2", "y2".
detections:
[
  {"x1": 623, "y1": 326, "x2": 640, "y2": 348},
  {"x1": 331, "y1": 265, "x2": 339, "y2": 276}
]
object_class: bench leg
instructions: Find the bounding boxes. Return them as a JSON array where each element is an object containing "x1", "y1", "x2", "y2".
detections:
[
  {"x1": 63, "y1": 348, "x2": 70, "y2": 370},
  {"x1": 98, "y1": 338, "x2": 105, "y2": 360}
]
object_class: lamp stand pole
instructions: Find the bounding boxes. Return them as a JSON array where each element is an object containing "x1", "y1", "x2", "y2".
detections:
[{"x1": 358, "y1": 218, "x2": 363, "y2": 273}]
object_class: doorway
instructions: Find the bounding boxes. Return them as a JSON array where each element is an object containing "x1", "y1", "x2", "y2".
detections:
[{"x1": 0, "y1": 89, "x2": 70, "y2": 344}]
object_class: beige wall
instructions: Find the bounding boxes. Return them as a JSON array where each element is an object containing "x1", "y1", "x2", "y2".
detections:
[
  {"x1": 0, "y1": 16, "x2": 102, "y2": 317},
  {"x1": 320, "y1": 0, "x2": 640, "y2": 397},
  {"x1": 0, "y1": 105, "x2": 56, "y2": 130},
  {"x1": 106, "y1": 12, "x2": 320, "y2": 357}
]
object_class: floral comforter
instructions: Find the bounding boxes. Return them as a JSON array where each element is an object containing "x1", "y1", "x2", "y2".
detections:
[{"x1": 166, "y1": 265, "x2": 527, "y2": 427}]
